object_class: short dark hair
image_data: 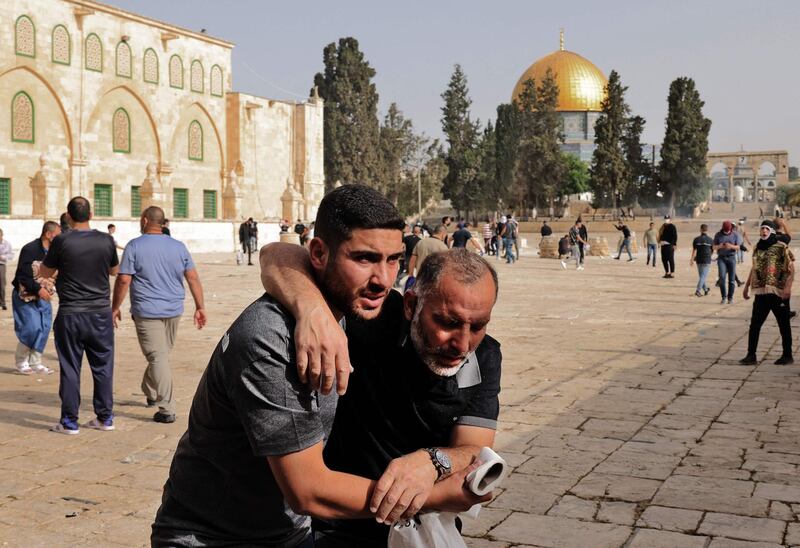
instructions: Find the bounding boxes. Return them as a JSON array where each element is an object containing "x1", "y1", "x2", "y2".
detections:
[
  {"x1": 67, "y1": 196, "x2": 91, "y2": 223},
  {"x1": 142, "y1": 205, "x2": 165, "y2": 226},
  {"x1": 314, "y1": 185, "x2": 404, "y2": 252},
  {"x1": 107, "y1": 223, "x2": 116, "y2": 230},
  {"x1": 700, "y1": 224, "x2": 708, "y2": 232},
  {"x1": 41, "y1": 221, "x2": 59, "y2": 236}
]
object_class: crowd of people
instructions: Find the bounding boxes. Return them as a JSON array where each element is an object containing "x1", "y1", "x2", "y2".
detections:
[{"x1": 0, "y1": 190, "x2": 796, "y2": 546}]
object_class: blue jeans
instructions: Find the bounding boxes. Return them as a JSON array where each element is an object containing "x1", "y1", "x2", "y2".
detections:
[
  {"x1": 617, "y1": 238, "x2": 632, "y2": 260},
  {"x1": 504, "y1": 238, "x2": 515, "y2": 263},
  {"x1": 717, "y1": 255, "x2": 737, "y2": 300},
  {"x1": 646, "y1": 244, "x2": 657, "y2": 265},
  {"x1": 696, "y1": 263, "x2": 710, "y2": 294}
]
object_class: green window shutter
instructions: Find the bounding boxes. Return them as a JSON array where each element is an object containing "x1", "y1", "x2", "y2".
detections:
[
  {"x1": 131, "y1": 185, "x2": 141, "y2": 216},
  {"x1": 0, "y1": 179, "x2": 10, "y2": 214},
  {"x1": 203, "y1": 190, "x2": 217, "y2": 219},
  {"x1": 173, "y1": 188, "x2": 188, "y2": 218},
  {"x1": 94, "y1": 184, "x2": 113, "y2": 217}
]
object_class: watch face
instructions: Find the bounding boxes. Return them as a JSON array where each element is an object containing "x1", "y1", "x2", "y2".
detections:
[{"x1": 435, "y1": 449, "x2": 451, "y2": 470}]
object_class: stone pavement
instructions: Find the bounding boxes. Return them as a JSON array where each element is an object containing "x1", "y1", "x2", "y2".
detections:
[{"x1": 0, "y1": 247, "x2": 798, "y2": 547}]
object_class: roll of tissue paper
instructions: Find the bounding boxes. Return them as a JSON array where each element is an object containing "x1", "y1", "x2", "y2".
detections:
[{"x1": 466, "y1": 447, "x2": 508, "y2": 496}]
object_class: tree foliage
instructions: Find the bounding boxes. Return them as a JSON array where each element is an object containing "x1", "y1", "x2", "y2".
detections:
[
  {"x1": 621, "y1": 115, "x2": 654, "y2": 205},
  {"x1": 658, "y1": 77, "x2": 712, "y2": 212},
  {"x1": 378, "y1": 103, "x2": 418, "y2": 204},
  {"x1": 562, "y1": 152, "x2": 590, "y2": 196},
  {"x1": 494, "y1": 103, "x2": 521, "y2": 207},
  {"x1": 313, "y1": 37, "x2": 381, "y2": 190},
  {"x1": 589, "y1": 70, "x2": 629, "y2": 210},
  {"x1": 440, "y1": 64, "x2": 483, "y2": 213}
]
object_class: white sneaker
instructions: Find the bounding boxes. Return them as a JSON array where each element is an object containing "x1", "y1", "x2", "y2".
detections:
[
  {"x1": 560, "y1": 261, "x2": 567, "y2": 269},
  {"x1": 31, "y1": 364, "x2": 53, "y2": 375},
  {"x1": 83, "y1": 418, "x2": 115, "y2": 431},
  {"x1": 577, "y1": 266, "x2": 585, "y2": 271},
  {"x1": 50, "y1": 423, "x2": 79, "y2": 435},
  {"x1": 15, "y1": 362, "x2": 33, "y2": 375}
]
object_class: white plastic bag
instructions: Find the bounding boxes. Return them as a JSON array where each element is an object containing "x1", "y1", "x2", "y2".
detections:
[{"x1": 388, "y1": 512, "x2": 466, "y2": 548}]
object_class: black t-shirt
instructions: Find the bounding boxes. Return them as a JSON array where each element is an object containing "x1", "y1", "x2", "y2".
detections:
[
  {"x1": 155, "y1": 294, "x2": 337, "y2": 546},
  {"x1": 616, "y1": 225, "x2": 631, "y2": 238},
  {"x1": 540, "y1": 225, "x2": 552, "y2": 236},
  {"x1": 315, "y1": 291, "x2": 502, "y2": 544},
  {"x1": 402, "y1": 234, "x2": 421, "y2": 261},
  {"x1": 451, "y1": 228, "x2": 472, "y2": 248},
  {"x1": 42, "y1": 230, "x2": 118, "y2": 313},
  {"x1": 12, "y1": 238, "x2": 47, "y2": 295},
  {"x1": 693, "y1": 234, "x2": 713, "y2": 264}
]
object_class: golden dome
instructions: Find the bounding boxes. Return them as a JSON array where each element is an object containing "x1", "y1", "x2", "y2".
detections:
[{"x1": 512, "y1": 36, "x2": 608, "y2": 112}]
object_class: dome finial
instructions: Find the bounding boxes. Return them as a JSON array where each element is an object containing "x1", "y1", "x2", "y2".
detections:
[{"x1": 560, "y1": 28, "x2": 564, "y2": 51}]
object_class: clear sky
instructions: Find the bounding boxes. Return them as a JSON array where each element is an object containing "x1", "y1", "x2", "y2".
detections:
[{"x1": 112, "y1": 0, "x2": 800, "y2": 166}]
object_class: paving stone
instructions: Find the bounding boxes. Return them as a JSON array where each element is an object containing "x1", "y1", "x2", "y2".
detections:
[
  {"x1": 769, "y1": 500, "x2": 793, "y2": 520},
  {"x1": 754, "y1": 482, "x2": 800, "y2": 503},
  {"x1": 546, "y1": 495, "x2": 597, "y2": 520},
  {"x1": 489, "y1": 474, "x2": 570, "y2": 514},
  {"x1": 636, "y1": 505, "x2": 703, "y2": 532},
  {"x1": 627, "y1": 528, "x2": 708, "y2": 548},
  {"x1": 462, "y1": 507, "x2": 512, "y2": 538},
  {"x1": 706, "y1": 539, "x2": 783, "y2": 548},
  {"x1": 596, "y1": 501, "x2": 637, "y2": 526},
  {"x1": 697, "y1": 512, "x2": 786, "y2": 543},
  {"x1": 788, "y1": 522, "x2": 800, "y2": 545},
  {"x1": 571, "y1": 473, "x2": 662, "y2": 502},
  {"x1": 652, "y1": 475, "x2": 769, "y2": 517},
  {"x1": 490, "y1": 513, "x2": 632, "y2": 547}
]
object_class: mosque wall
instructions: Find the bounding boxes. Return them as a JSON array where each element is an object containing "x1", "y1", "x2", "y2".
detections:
[{"x1": 0, "y1": 0, "x2": 324, "y2": 252}]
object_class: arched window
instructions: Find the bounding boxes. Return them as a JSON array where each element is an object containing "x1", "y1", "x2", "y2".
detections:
[
  {"x1": 52, "y1": 24, "x2": 71, "y2": 65},
  {"x1": 169, "y1": 55, "x2": 183, "y2": 89},
  {"x1": 210, "y1": 64, "x2": 223, "y2": 97},
  {"x1": 12, "y1": 91, "x2": 34, "y2": 143},
  {"x1": 85, "y1": 33, "x2": 102, "y2": 72},
  {"x1": 15, "y1": 15, "x2": 36, "y2": 57},
  {"x1": 143, "y1": 48, "x2": 158, "y2": 84},
  {"x1": 112, "y1": 108, "x2": 130, "y2": 153},
  {"x1": 188, "y1": 120, "x2": 203, "y2": 161},
  {"x1": 190, "y1": 60, "x2": 204, "y2": 93},
  {"x1": 116, "y1": 41, "x2": 132, "y2": 78}
]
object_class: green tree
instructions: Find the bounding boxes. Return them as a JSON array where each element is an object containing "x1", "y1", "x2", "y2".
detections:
[
  {"x1": 516, "y1": 69, "x2": 566, "y2": 212},
  {"x1": 378, "y1": 103, "x2": 417, "y2": 204},
  {"x1": 313, "y1": 37, "x2": 382, "y2": 190},
  {"x1": 396, "y1": 140, "x2": 447, "y2": 218},
  {"x1": 621, "y1": 115, "x2": 653, "y2": 205},
  {"x1": 494, "y1": 103, "x2": 521, "y2": 207},
  {"x1": 562, "y1": 152, "x2": 590, "y2": 195},
  {"x1": 440, "y1": 64, "x2": 482, "y2": 214},
  {"x1": 789, "y1": 166, "x2": 799, "y2": 181},
  {"x1": 658, "y1": 77, "x2": 712, "y2": 213},
  {"x1": 475, "y1": 121, "x2": 498, "y2": 216},
  {"x1": 589, "y1": 70, "x2": 629, "y2": 213}
]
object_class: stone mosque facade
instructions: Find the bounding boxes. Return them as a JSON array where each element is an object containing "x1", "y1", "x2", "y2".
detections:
[{"x1": 0, "y1": 0, "x2": 323, "y2": 251}]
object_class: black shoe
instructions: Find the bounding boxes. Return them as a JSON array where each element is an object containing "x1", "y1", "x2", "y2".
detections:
[
  {"x1": 1, "y1": 305, "x2": 6, "y2": 310},
  {"x1": 153, "y1": 412, "x2": 176, "y2": 423},
  {"x1": 704, "y1": 287, "x2": 711, "y2": 296},
  {"x1": 146, "y1": 398, "x2": 156, "y2": 408},
  {"x1": 736, "y1": 280, "x2": 743, "y2": 287},
  {"x1": 739, "y1": 354, "x2": 757, "y2": 365},
  {"x1": 790, "y1": 311, "x2": 797, "y2": 319},
  {"x1": 662, "y1": 274, "x2": 670, "y2": 278},
  {"x1": 775, "y1": 355, "x2": 794, "y2": 365}
]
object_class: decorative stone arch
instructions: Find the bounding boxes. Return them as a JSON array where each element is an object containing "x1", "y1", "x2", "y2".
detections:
[
  {"x1": 707, "y1": 150, "x2": 789, "y2": 204},
  {"x1": 0, "y1": 65, "x2": 75, "y2": 158},
  {"x1": 85, "y1": 33, "x2": 103, "y2": 72},
  {"x1": 112, "y1": 107, "x2": 131, "y2": 153},
  {"x1": 86, "y1": 83, "x2": 162, "y2": 166},
  {"x1": 15, "y1": 15, "x2": 36, "y2": 58},
  {"x1": 52, "y1": 24, "x2": 71, "y2": 65},
  {"x1": 11, "y1": 91, "x2": 35, "y2": 143},
  {"x1": 169, "y1": 54, "x2": 183, "y2": 89},
  {"x1": 188, "y1": 120, "x2": 203, "y2": 161},
  {"x1": 115, "y1": 40, "x2": 132, "y2": 78},
  {"x1": 210, "y1": 64, "x2": 223, "y2": 97},
  {"x1": 143, "y1": 48, "x2": 159, "y2": 84},
  {"x1": 190, "y1": 60, "x2": 204, "y2": 93}
]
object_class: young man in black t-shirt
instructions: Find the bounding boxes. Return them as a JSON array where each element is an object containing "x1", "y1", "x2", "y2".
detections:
[
  {"x1": 39, "y1": 197, "x2": 119, "y2": 434},
  {"x1": 690, "y1": 224, "x2": 713, "y2": 297}
]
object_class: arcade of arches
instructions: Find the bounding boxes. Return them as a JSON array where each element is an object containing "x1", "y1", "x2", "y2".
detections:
[
  {"x1": 707, "y1": 150, "x2": 788, "y2": 204},
  {"x1": 0, "y1": 0, "x2": 323, "y2": 233}
]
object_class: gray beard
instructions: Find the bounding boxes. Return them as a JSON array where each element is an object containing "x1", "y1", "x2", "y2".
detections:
[{"x1": 409, "y1": 305, "x2": 466, "y2": 378}]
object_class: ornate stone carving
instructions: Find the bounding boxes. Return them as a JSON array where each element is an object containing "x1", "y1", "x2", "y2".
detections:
[
  {"x1": 281, "y1": 178, "x2": 305, "y2": 221},
  {"x1": 15, "y1": 16, "x2": 35, "y2": 57},
  {"x1": 211, "y1": 65, "x2": 223, "y2": 96},
  {"x1": 52, "y1": 25, "x2": 70, "y2": 64},
  {"x1": 190, "y1": 60, "x2": 203, "y2": 92},
  {"x1": 113, "y1": 108, "x2": 130, "y2": 152},
  {"x1": 169, "y1": 55, "x2": 183, "y2": 87},
  {"x1": 85, "y1": 34, "x2": 102, "y2": 71},
  {"x1": 139, "y1": 162, "x2": 164, "y2": 210},
  {"x1": 144, "y1": 48, "x2": 158, "y2": 83},
  {"x1": 188, "y1": 121, "x2": 203, "y2": 160},
  {"x1": 29, "y1": 154, "x2": 61, "y2": 217},
  {"x1": 222, "y1": 170, "x2": 241, "y2": 219},
  {"x1": 116, "y1": 41, "x2": 132, "y2": 77},
  {"x1": 12, "y1": 92, "x2": 34, "y2": 142}
]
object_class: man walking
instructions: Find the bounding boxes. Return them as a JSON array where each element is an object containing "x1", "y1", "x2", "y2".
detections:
[
  {"x1": 614, "y1": 220, "x2": 634, "y2": 261},
  {"x1": 0, "y1": 228, "x2": 13, "y2": 310},
  {"x1": 643, "y1": 222, "x2": 658, "y2": 268},
  {"x1": 713, "y1": 220, "x2": 741, "y2": 304},
  {"x1": 740, "y1": 220, "x2": 794, "y2": 365},
  {"x1": 11, "y1": 221, "x2": 60, "y2": 374},
  {"x1": 39, "y1": 197, "x2": 119, "y2": 434},
  {"x1": 659, "y1": 216, "x2": 677, "y2": 278},
  {"x1": 690, "y1": 224, "x2": 713, "y2": 297},
  {"x1": 451, "y1": 222, "x2": 483, "y2": 253},
  {"x1": 502, "y1": 214, "x2": 519, "y2": 264},
  {"x1": 407, "y1": 224, "x2": 448, "y2": 276},
  {"x1": 562, "y1": 220, "x2": 586, "y2": 271},
  {"x1": 578, "y1": 218, "x2": 589, "y2": 266},
  {"x1": 239, "y1": 218, "x2": 254, "y2": 265},
  {"x1": 112, "y1": 206, "x2": 207, "y2": 424}
]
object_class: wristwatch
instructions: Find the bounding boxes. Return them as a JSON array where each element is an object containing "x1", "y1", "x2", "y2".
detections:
[{"x1": 425, "y1": 448, "x2": 452, "y2": 481}]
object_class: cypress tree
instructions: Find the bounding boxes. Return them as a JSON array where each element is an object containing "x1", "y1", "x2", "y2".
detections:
[
  {"x1": 313, "y1": 37, "x2": 382, "y2": 190},
  {"x1": 589, "y1": 70, "x2": 629, "y2": 213},
  {"x1": 659, "y1": 77, "x2": 712, "y2": 213}
]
